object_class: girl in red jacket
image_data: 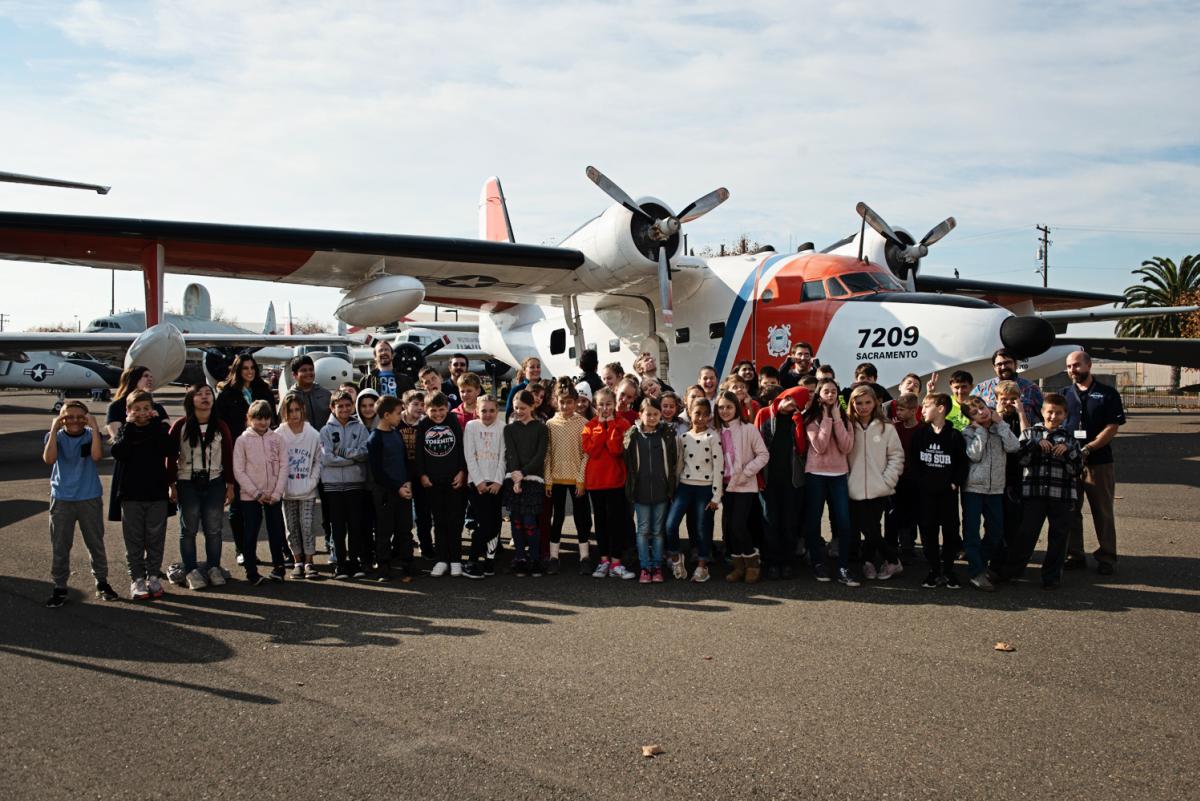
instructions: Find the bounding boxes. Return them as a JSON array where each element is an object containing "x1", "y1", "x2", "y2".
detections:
[{"x1": 583, "y1": 387, "x2": 634, "y2": 579}]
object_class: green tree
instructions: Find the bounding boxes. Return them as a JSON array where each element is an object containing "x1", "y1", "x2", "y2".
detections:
[{"x1": 1117, "y1": 255, "x2": 1200, "y2": 389}]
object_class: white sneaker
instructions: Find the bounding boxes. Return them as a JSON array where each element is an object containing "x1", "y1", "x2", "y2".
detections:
[
  {"x1": 147, "y1": 576, "x2": 164, "y2": 598},
  {"x1": 670, "y1": 554, "x2": 687, "y2": 581},
  {"x1": 591, "y1": 560, "x2": 611, "y2": 578},
  {"x1": 207, "y1": 566, "x2": 227, "y2": 586},
  {"x1": 609, "y1": 564, "x2": 636, "y2": 580},
  {"x1": 450, "y1": 562, "x2": 463, "y2": 577},
  {"x1": 185, "y1": 569, "x2": 208, "y2": 590},
  {"x1": 430, "y1": 561, "x2": 449, "y2": 577},
  {"x1": 166, "y1": 563, "x2": 187, "y2": 586},
  {"x1": 130, "y1": 579, "x2": 149, "y2": 600},
  {"x1": 862, "y1": 561, "x2": 877, "y2": 580}
]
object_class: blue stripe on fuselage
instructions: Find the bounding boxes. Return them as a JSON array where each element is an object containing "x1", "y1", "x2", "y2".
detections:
[{"x1": 713, "y1": 253, "x2": 790, "y2": 375}]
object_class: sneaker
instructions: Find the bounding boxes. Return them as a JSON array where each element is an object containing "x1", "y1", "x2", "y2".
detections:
[
  {"x1": 45, "y1": 588, "x2": 68, "y2": 608},
  {"x1": 292, "y1": 564, "x2": 305, "y2": 579},
  {"x1": 836, "y1": 568, "x2": 861, "y2": 587},
  {"x1": 921, "y1": 571, "x2": 942, "y2": 589},
  {"x1": 166, "y1": 563, "x2": 187, "y2": 586},
  {"x1": 670, "y1": 554, "x2": 687, "y2": 581},
  {"x1": 877, "y1": 561, "x2": 903, "y2": 581},
  {"x1": 639, "y1": 569, "x2": 652, "y2": 584},
  {"x1": 333, "y1": 571, "x2": 351, "y2": 581},
  {"x1": 304, "y1": 563, "x2": 321, "y2": 580},
  {"x1": 591, "y1": 560, "x2": 611, "y2": 579},
  {"x1": 375, "y1": 569, "x2": 393, "y2": 583},
  {"x1": 95, "y1": 582, "x2": 119, "y2": 602},
  {"x1": 577, "y1": 558, "x2": 592, "y2": 576},
  {"x1": 352, "y1": 569, "x2": 368, "y2": 579},
  {"x1": 512, "y1": 560, "x2": 529, "y2": 577},
  {"x1": 450, "y1": 562, "x2": 463, "y2": 578},
  {"x1": 944, "y1": 571, "x2": 962, "y2": 589},
  {"x1": 652, "y1": 568, "x2": 664, "y2": 584},
  {"x1": 813, "y1": 564, "x2": 831, "y2": 583},
  {"x1": 185, "y1": 569, "x2": 208, "y2": 590},
  {"x1": 545, "y1": 558, "x2": 560, "y2": 576},
  {"x1": 430, "y1": 562, "x2": 449, "y2": 578},
  {"x1": 130, "y1": 579, "x2": 150, "y2": 600},
  {"x1": 249, "y1": 574, "x2": 269, "y2": 587},
  {"x1": 530, "y1": 561, "x2": 544, "y2": 577},
  {"x1": 267, "y1": 567, "x2": 285, "y2": 583},
  {"x1": 284, "y1": 552, "x2": 296, "y2": 569},
  {"x1": 862, "y1": 561, "x2": 877, "y2": 581},
  {"x1": 610, "y1": 564, "x2": 636, "y2": 580},
  {"x1": 147, "y1": 576, "x2": 164, "y2": 598},
  {"x1": 463, "y1": 562, "x2": 486, "y2": 580},
  {"x1": 236, "y1": 553, "x2": 245, "y2": 566},
  {"x1": 969, "y1": 573, "x2": 996, "y2": 592},
  {"x1": 691, "y1": 564, "x2": 711, "y2": 583},
  {"x1": 207, "y1": 566, "x2": 227, "y2": 587},
  {"x1": 484, "y1": 558, "x2": 496, "y2": 576}
]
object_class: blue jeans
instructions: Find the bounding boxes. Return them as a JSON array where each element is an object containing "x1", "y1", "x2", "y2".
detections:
[
  {"x1": 666, "y1": 484, "x2": 713, "y2": 561},
  {"x1": 803, "y1": 474, "x2": 851, "y2": 571},
  {"x1": 634, "y1": 502, "x2": 667, "y2": 569},
  {"x1": 961, "y1": 492, "x2": 1004, "y2": 578},
  {"x1": 177, "y1": 478, "x2": 226, "y2": 573},
  {"x1": 240, "y1": 500, "x2": 286, "y2": 579}
]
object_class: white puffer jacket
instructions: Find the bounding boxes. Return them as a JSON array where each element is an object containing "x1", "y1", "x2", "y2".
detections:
[
  {"x1": 963, "y1": 421, "x2": 1021, "y2": 494},
  {"x1": 848, "y1": 418, "x2": 905, "y2": 501}
]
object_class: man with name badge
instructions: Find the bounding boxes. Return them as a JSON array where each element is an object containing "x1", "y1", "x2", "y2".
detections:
[{"x1": 360, "y1": 340, "x2": 415, "y2": 398}]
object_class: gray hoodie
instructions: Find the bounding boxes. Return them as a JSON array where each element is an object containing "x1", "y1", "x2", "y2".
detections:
[
  {"x1": 963, "y1": 421, "x2": 1021, "y2": 495},
  {"x1": 319, "y1": 416, "x2": 370, "y2": 491}
]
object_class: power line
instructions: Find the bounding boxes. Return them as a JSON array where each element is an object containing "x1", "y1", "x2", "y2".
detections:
[{"x1": 1051, "y1": 224, "x2": 1200, "y2": 236}]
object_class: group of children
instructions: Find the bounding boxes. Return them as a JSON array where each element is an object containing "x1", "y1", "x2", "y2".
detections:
[{"x1": 42, "y1": 350, "x2": 1086, "y2": 607}]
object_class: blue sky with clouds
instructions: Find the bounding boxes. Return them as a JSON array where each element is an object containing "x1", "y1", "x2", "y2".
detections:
[{"x1": 1, "y1": 0, "x2": 1198, "y2": 332}]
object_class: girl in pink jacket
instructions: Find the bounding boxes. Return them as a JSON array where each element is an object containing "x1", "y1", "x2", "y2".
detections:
[
  {"x1": 232, "y1": 400, "x2": 289, "y2": 585},
  {"x1": 802, "y1": 379, "x2": 858, "y2": 586},
  {"x1": 714, "y1": 391, "x2": 769, "y2": 583}
]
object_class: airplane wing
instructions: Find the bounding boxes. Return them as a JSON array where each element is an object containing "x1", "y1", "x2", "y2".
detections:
[
  {"x1": 0, "y1": 211, "x2": 585, "y2": 308},
  {"x1": 1066, "y1": 337, "x2": 1200, "y2": 369},
  {"x1": 916, "y1": 275, "x2": 1122, "y2": 311},
  {"x1": 0, "y1": 332, "x2": 353, "y2": 362}
]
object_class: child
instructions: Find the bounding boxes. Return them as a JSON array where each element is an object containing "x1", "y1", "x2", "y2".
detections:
[
  {"x1": 715, "y1": 390, "x2": 769, "y2": 583},
  {"x1": 321, "y1": 390, "x2": 371, "y2": 580},
  {"x1": 801, "y1": 380, "x2": 857, "y2": 586},
  {"x1": 545, "y1": 384, "x2": 592, "y2": 575},
  {"x1": 356, "y1": 388, "x2": 379, "y2": 430},
  {"x1": 846, "y1": 384, "x2": 905, "y2": 581},
  {"x1": 961, "y1": 396, "x2": 1021, "y2": 591},
  {"x1": 504, "y1": 390, "x2": 549, "y2": 576},
  {"x1": 464, "y1": 395, "x2": 506, "y2": 578},
  {"x1": 755, "y1": 386, "x2": 809, "y2": 579},
  {"x1": 998, "y1": 394, "x2": 1082, "y2": 589},
  {"x1": 453, "y1": 372, "x2": 482, "y2": 429},
  {"x1": 913, "y1": 393, "x2": 968, "y2": 588},
  {"x1": 615, "y1": 378, "x2": 640, "y2": 424},
  {"x1": 723, "y1": 377, "x2": 760, "y2": 422},
  {"x1": 367, "y1": 395, "x2": 414, "y2": 582},
  {"x1": 232, "y1": 400, "x2": 289, "y2": 585},
  {"x1": 416, "y1": 392, "x2": 468, "y2": 577},
  {"x1": 278, "y1": 391, "x2": 323, "y2": 579},
  {"x1": 757, "y1": 365, "x2": 781, "y2": 397},
  {"x1": 43, "y1": 400, "x2": 117, "y2": 606},
  {"x1": 583, "y1": 387, "x2": 634, "y2": 579},
  {"x1": 398, "y1": 390, "x2": 433, "y2": 559},
  {"x1": 624, "y1": 397, "x2": 678, "y2": 583},
  {"x1": 666, "y1": 398, "x2": 723, "y2": 582},
  {"x1": 734, "y1": 359, "x2": 759, "y2": 399},
  {"x1": 991, "y1": 380, "x2": 1027, "y2": 575},
  {"x1": 660, "y1": 392, "x2": 688, "y2": 438},
  {"x1": 110, "y1": 389, "x2": 172, "y2": 600},
  {"x1": 419, "y1": 366, "x2": 443, "y2": 396},
  {"x1": 885, "y1": 392, "x2": 924, "y2": 560},
  {"x1": 947, "y1": 370, "x2": 974, "y2": 431},
  {"x1": 575, "y1": 391, "x2": 594, "y2": 421},
  {"x1": 167, "y1": 384, "x2": 235, "y2": 590},
  {"x1": 885, "y1": 374, "x2": 923, "y2": 421},
  {"x1": 639, "y1": 377, "x2": 663, "y2": 403}
]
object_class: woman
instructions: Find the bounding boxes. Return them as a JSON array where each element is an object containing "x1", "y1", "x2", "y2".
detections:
[
  {"x1": 215, "y1": 355, "x2": 277, "y2": 563},
  {"x1": 105, "y1": 366, "x2": 170, "y2": 523},
  {"x1": 504, "y1": 356, "x2": 543, "y2": 416}
]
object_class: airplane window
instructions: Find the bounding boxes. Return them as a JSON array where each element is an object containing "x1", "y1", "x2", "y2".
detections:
[
  {"x1": 709, "y1": 322, "x2": 725, "y2": 339},
  {"x1": 675, "y1": 327, "x2": 690, "y2": 344},
  {"x1": 826, "y1": 278, "x2": 849, "y2": 298},
  {"x1": 550, "y1": 328, "x2": 567, "y2": 355},
  {"x1": 801, "y1": 281, "x2": 825, "y2": 302},
  {"x1": 873, "y1": 272, "x2": 905, "y2": 291},
  {"x1": 760, "y1": 288, "x2": 775, "y2": 303},
  {"x1": 608, "y1": 339, "x2": 620, "y2": 353},
  {"x1": 842, "y1": 273, "x2": 881, "y2": 294},
  {"x1": 569, "y1": 347, "x2": 576, "y2": 359}
]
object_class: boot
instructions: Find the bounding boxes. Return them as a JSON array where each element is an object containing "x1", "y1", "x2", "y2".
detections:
[
  {"x1": 744, "y1": 551, "x2": 762, "y2": 584},
  {"x1": 725, "y1": 555, "x2": 746, "y2": 583}
]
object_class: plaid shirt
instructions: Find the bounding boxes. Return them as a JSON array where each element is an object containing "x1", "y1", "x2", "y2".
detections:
[
  {"x1": 973, "y1": 375, "x2": 1044, "y2": 421},
  {"x1": 1018, "y1": 424, "x2": 1081, "y2": 501}
]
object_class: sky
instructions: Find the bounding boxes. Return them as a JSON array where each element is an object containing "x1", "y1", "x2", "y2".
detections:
[{"x1": 1, "y1": 0, "x2": 1199, "y2": 335}]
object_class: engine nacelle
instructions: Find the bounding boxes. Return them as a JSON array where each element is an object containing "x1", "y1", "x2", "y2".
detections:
[
  {"x1": 560, "y1": 197, "x2": 682, "y2": 293},
  {"x1": 336, "y1": 275, "x2": 425, "y2": 328},
  {"x1": 882, "y1": 226, "x2": 921, "y2": 284},
  {"x1": 125, "y1": 323, "x2": 188, "y2": 385}
]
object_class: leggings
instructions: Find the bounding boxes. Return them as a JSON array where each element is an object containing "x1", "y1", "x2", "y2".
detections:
[
  {"x1": 550, "y1": 484, "x2": 592, "y2": 544},
  {"x1": 588, "y1": 488, "x2": 628, "y2": 560}
]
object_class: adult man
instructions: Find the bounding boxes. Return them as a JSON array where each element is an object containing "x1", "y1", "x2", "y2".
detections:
[
  {"x1": 633, "y1": 351, "x2": 673, "y2": 393},
  {"x1": 291, "y1": 355, "x2": 332, "y2": 429},
  {"x1": 441, "y1": 353, "x2": 468, "y2": 407},
  {"x1": 779, "y1": 341, "x2": 816, "y2": 389},
  {"x1": 1060, "y1": 350, "x2": 1125, "y2": 575},
  {"x1": 973, "y1": 348, "x2": 1043, "y2": 421},
  {"x1": 359, "y1": 341, "x2": 415, "y2": 398}
]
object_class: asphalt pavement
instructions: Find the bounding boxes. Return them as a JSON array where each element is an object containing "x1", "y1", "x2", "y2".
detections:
[{"x1": 1, "y1": 389, "x2": 1197, "y2": 801}]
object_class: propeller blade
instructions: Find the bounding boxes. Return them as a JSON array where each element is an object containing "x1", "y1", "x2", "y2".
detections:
[
  {"x1": 585, "y1": 165, "x2": 652, "y2": 223},
  {"x1": 920, "y1": 216, "x2": 957, "y2": 247},
  {"x1": 855, "y1": 202, "x2": 903, "y2": 246},
  {"x1": 677, "y1": 187, "x2": 731, "y2": 223},
  {"x1": 0, "y1": 170, "x2": 110, "y2": 194},
  {"x1": 657, "y1": 247, "x2": 674, "y2": 327}
]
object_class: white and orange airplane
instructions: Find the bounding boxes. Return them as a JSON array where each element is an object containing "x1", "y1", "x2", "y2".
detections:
[{"x1": 0, "y1": 168, "x2": 1195, "y2": 388}]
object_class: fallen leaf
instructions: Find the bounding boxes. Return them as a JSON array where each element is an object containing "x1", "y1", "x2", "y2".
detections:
[
  {"x1": 994, "y1": 642, "x2": 1016, "y2": 652},
  {"x1": 642, "y1": 744, "x2": 665, "y2": 758},
  {"x1": 296, "y1": 682, "x2": 305, "y2": 686},
  {"x1": 702, "y1": 655, "x2": 713, "y2": 661}
]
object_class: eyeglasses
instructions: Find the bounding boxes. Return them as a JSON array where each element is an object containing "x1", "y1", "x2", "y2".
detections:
[{"x1": 994, "y1": 360, "x2": 1015, "y2": 368}]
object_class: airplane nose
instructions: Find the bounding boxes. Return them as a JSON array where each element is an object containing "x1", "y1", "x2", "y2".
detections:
[{"x1": 999, "y1": 315, "x2": 1055, "y2": 359}]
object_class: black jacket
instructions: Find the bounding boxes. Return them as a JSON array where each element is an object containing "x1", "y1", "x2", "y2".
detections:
[
  {"x1": 215, "y1": 380, "x2": 277, "y2": 437},
  {"x1": 110, "y1": 420, "x2": 172, "y2": 502}
]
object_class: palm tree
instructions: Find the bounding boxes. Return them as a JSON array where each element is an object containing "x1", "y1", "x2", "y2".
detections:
[{"x1": 1117, "y1": 255, "x2": 1200, "y2": 389}]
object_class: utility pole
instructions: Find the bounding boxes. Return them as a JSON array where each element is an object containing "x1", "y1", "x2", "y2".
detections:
[
  {"x1": 1036, "y1": 224, "x2": 1051, "y2": 288},
  {"x1": 110, "y1": 269, "x2": 116, "y2": 314},
  {"x1": 0, "y1": 313, "x2": 8, "y2": 332}
]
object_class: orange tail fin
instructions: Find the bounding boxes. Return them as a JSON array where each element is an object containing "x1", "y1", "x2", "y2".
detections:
[{"x1": 478, "y1": 176, "x2": 515, "y2": 243}]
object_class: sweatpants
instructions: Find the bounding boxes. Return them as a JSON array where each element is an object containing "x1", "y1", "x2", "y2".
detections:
[
  {"x1": 1068, "y1": 462, "x2": 1118, "y2": 564},
  {"x1": 283, "y1": 498, "x2": 318, "y2": 556},
  {"x1": 721, "y1": 491, "x2": 760, "y2": 556},
  {"x1": 762, "y1": 480, "x2": 803, "y2": 566},
  {"x1": 121, "y1": 499, "x2": 168, "y2": 582},
  {"x1": 550, "y1": 483, "x2": 592, "y2": 546},
  {"x1": 918, "y1": 488, "x2": 961, "y2": 574},
  {"x1": 1004, "y1": 496, "x2": 1073, "y2": 585},
  {"x1": 468, "y1": 487, "x2": 503, "y2": 563},
  {"x1": 412, "y1": 482, "x2": 435, "y2": 557},
  {"x1": 49, "y1": 496, "x2": 108, "y2": 589},
  {"x1": 850, "y1": 496, "x2": 895, "y2": 565},
  {"x1": 427, "y1": 484, "x2": 467, "y2": 564},
  {"x1": 369, "y1": 488, "x2": 406, "y2": 571},
  {"x1": 325, "y1": 488, "x2": 368, "y2": 572},
  {"x1": 588, "y1": 487, "x2": 627, "y2": 561}
]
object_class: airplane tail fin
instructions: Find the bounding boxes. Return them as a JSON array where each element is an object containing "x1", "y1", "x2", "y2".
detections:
[
  {"x1": 263, "y1": 302, "x2": 277, "y2": 335},
  {"x1": 337, "y1": 319, "x2": 347, "y2": 337},
  {"x1": 478, "y1": 176, "x2": 515, "y2": 243},
  {"x1": 183, "y1": 283, "x2": 212, "y2": 320}
]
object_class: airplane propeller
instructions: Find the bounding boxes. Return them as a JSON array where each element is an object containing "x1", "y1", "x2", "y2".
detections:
[
  {"x1": 0, "y1": 170, "x2": 110, "y2": 194},
  {"x1": 586, "y1": 165, "x2": 729, "y2": 326},
  {"x1": 855, "y1": 201, "x2": 956, "y2": 289}
]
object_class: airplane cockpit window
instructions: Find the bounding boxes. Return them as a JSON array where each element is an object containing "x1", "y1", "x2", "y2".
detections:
[
  {"x1": 841, "y1": 273, "x2": 883, "y2": 294},
  {"x1": 801, "y1": 280, "x2": 826, "y2": 302},
  {"x1": 825, "y1": 278, "x2": 849, "y2": 298},
  {"x1": 872, "y1": 272, "x2": 906, "y2": 291},
  {"x1": 331, "y1": 345, "x2": 349, "y2": 356}
]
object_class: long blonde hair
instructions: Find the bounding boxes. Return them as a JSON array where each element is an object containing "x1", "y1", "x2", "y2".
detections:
[{"x1": 848, "y1": 384, "x2": 888, "y2": 426}]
